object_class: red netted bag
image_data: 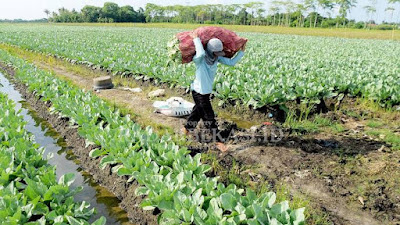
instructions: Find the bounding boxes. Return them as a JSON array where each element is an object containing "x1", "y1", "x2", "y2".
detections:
[{"x1": 176, "y1": 26, "x2": 247, "y2": 64}]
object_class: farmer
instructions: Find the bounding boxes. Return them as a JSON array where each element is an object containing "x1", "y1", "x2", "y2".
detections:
[{"x1": 182, "y1": 32, "x2": 245, "y2": 152}]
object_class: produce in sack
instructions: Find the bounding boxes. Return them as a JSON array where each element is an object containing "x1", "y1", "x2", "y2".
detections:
[{"x1": 168, "y1": 26, "x2": 248, "y2": 63}]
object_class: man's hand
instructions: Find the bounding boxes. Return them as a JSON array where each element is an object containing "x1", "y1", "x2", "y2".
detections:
[
  {"x1": 190, "y1": 32, "x2": 198, "y2": 39},
  {"x1": 240, "y1": 44, "x2": 246, "y2": 51}
]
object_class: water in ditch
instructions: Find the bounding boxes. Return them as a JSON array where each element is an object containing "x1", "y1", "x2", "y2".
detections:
[{"x1": 0, "y1": 71, "x2": 132, "y2": 224}]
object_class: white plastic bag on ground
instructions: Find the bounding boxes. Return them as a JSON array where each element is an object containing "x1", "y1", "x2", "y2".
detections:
[{"x1": 153, "y1": 97, "x2": 195, "y2": 117}]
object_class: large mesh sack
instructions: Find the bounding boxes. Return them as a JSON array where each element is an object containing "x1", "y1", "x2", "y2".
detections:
[{"x1": 167, "y1": 26, "x2": 247, "y2": 64}]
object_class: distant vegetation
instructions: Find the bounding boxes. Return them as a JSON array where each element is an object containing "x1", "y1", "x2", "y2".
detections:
[
  {"x1": 0, "y1": 18, "x2": 47, "y2": 23},
  {"x1": 42, "y1": 1, "x2": 399, "y2": 29},
  {"x1": 47, "y1": 3, "x2": 145, "y2": 23}
]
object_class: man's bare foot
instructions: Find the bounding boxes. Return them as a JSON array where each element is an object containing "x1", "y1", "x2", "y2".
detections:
[
  {"x1": 216, "y1": 142, "x2": 228, "y2": 152},
  {"x1": 181, "y1": 127, "x2": 190, "y2": 136}
]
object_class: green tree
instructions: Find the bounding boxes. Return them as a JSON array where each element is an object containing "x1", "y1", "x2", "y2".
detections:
[
  {"x1": 283, "y1": 0, "x2": 296, "y2": 26},
  {"x1": 238, "y1": 7, "x2": 248, "y2": 25},
  {"x1": 335, "y1": 0, "x2": 358, "y2": 27},
  {"x1": 269, "y1": 5, "x2": 280, "y2": 26},
  {"x1": 81, "y1": 6, "x2": 101, "y2": 22},
  {"x1": 295, "y1": 3, "x2": 306, "y2": 27},
  {"x1": 101, "y1": 2, "x2": 120, "y2": 22},
  {"x1": 271, "y1": 1, "x2": 284, "y2": 26},
  {"x1": 52, "y1": 8, "x2": 81, "y2": 22},
  {"x1": 304, "y1": 0, "x2": 317, "y2": 27},
  {"x1": 256, "y1": 8, "x2": 266, "y2": 25},
  {"x1": 244, "y1": 2, "x2": 264, "y2": 25},
  {"x1": 317, "y1": 0, "x2": 334, "y2": 26},
  {"x1": 119, "y1": 6, "x2": 138, "y2": 22}
]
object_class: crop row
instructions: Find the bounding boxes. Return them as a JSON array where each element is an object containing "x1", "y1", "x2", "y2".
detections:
[
  {"x1": 0, "y1": 91, "x2": 105, "y2": 225},
  {"x1": 0, "y1": 48, "x2": 305, "y2": 224},
  {"x1": 0, "y1": 24, "x2": 399, "y2": 107}
]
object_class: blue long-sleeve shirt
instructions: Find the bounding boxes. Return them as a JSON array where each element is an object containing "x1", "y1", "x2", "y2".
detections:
[{"x1": 190, "y1": 37, "x2": 244, "y2": 95}]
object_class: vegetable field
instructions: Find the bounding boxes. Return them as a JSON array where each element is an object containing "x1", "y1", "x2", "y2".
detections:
[
  {"x1": 0, "y1": 49, "x2": 305, "y2": 224},
  {"x1": 1, "y1": 23, "x2": 399, "y2": 225},
  {"x1": 0, "y1": 24, "x2": 399, "y2": 108},
  {"x1": 0, "y1": 92, "x2": 105, "y2": 225}
]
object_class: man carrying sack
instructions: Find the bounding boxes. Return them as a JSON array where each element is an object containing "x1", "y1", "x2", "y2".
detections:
[{"x1": 182, "y1": 32, "x2": 245, "y2": 152}]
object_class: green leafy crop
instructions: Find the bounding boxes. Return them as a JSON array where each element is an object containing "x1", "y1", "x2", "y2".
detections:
[
  {"x1": 0, "y1": 24, "x2": 398, "y2": 108},
  {"x1": 0, "y1": 92, "x2": 105, "y2": 225},
  {"x1": 0, "y1": 48, "x2": 305, "y2": 224}
]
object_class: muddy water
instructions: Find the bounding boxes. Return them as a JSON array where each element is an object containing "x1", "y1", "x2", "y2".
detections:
[{"x1": 0, "y1": 72, "x2": 132, "y2": 225}]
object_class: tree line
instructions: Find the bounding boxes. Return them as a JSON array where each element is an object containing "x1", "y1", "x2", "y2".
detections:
[
  {"x1": 47, "y1": 2, "x2": 145, "y2": 23},
  {"x1": 47, "y1": 1, "x2": 400, "y2": 29}
]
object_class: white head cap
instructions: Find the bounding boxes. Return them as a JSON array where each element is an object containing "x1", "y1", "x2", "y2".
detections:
[{"x1": 207, "y1": 38, "x2": 223, "y2": 52}]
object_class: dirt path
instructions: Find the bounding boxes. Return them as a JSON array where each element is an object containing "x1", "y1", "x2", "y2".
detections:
[
  {"x1": 18, "y1": 62, "x2": 400, "y2": 224},
  {"x1": 39, "y1": 63, "x2": 187, "y2": 133}
]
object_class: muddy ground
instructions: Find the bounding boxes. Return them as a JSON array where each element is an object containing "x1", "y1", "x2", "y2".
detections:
[{"x1": 1, "y1": 53, "x2": 399, "y2": 225}]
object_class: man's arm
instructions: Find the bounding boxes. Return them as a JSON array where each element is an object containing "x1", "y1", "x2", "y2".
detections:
[
  {"x1": 192, "y1": 33, "x2": 205, "y2": 62},
  {"x1": 218, "y1": 50, "x2": 245, "y2": 66}
]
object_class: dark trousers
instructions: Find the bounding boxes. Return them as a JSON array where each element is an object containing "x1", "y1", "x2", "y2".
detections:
[{"x1": 185, "y1": 91, "x2": 222, "y2": 141}]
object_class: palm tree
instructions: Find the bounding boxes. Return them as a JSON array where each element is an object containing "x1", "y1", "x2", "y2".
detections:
[
  {"x1": 227, "y1": 4, "x2": 241, "y2": 24},
  {"x1": 305, "y1": 0, "x2": 317, "y2": 27},
  {"x1": 269, "y1": 6, "x2": 280, "y2": 25},
  {"x1": 317, "y1": 0, "x2": 334, "y2": 27},
  {"x1": 244, "y1": 2, "x2": 264, "y2": 25},
  {"x1": 388, "y1": 0, "x2": 400, "y2": 25},
  {"x1": 363, "y1": 5, "x2": 376, "y2": 29},
  {"x1": 385, "y1": 6, "x2": 396, "y2": 39},
  {"x1": 271, "y1": 1, "x2": 283, "y2": 26},
  {"x1": 44, "y1": 9, "x2": 50, "y2": 20},
  {"x1": 256, "y1": 8, "x2": 266, "y2": 25},
  {"x1": 335, "y1": 0, "x2": 358, "y2": 27},
  {"x1": 295, "y1": 3, "x2": 307, "y2": 27},
  {"x1": 283, "y1": 0, "x2": 296, "y2": 26},
  {"x1": 385, "y1": 7, "x2": 395, "y2": 23}
]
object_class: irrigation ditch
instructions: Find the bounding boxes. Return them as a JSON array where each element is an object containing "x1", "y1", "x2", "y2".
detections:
[{"x1": 0, "y1": 69, "x2": 158, "y2": 224}]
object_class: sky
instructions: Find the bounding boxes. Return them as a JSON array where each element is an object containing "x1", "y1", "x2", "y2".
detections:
[{"x1": 1, "y1": 0, "x2": 399, "y2": 23}]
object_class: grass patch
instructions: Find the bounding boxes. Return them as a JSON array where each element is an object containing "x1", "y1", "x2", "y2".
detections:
[
  {"x1": 366, "y1": 119, "x2": 384, "y2": 128},
  {"x1": 329, "y1": 123, "x2": 346, "y2": 133},
  {"x1": 353, "y1": 98, "x2": 400, "y2": 123},
  {"x1": 285, "y1": 111, "x2": 347, "y2": 135},
  {"x1": 342, "y1": 109, "x2": 363, "y2": 119},
  {"x1": 284, "y1": 107, "x2": 336, "y2": 133},
  {"x1": 201, "y1": 152, "x2": 251, "y2": 189},
  {"x1": 366, "y1": 129, "x2": 400, "y2": 150},
  {"x1": 313, "y1": 115, "x2": 333, "y2": 127}
]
